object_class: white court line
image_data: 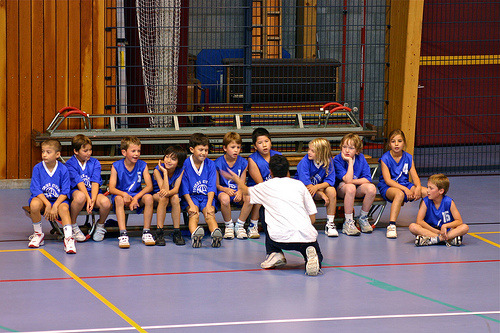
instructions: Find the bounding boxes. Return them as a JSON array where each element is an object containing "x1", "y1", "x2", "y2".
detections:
[{"x1": 18, "y1": 311, "x2": 500, "y2": 333}]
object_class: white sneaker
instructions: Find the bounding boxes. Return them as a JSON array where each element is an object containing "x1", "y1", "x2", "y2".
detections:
[
  {"x1": 28, "y1": 232, "x2": 45, "y2": 248},
  {"x1": 72, "y1": 225, "x2": 87, "y2": 242},
  {"x1": 247, "y1": 224, "x2": 260, "y2": 239},
  {"x1": 449, "y1": 236, "x2": 462, "y2": 247},
  {"x1": 342, "y1": 219, "x2": 361, "y2": 236},
  {"x1": 415, "y1": 235, "x2": 432, "y2": 246},
  {"x1": 261, "y1": 252, "x2": 287, "y2": 269},
  {"x1": 235, "y1": 226, "x2": 248, "y2": 239},
  {"x1": 386, "y1": 224, "x2": 397, "y2": 238},
  {"x1": 191, "y1": 226, "x2": 205, "y2": 248},
  {"x1": 142, "y1": 232, "x2": 155, "y2": 246},
  {"x1": 358, "y1": 216, "x2": 373, "y2": 233},
  {"x1": 223, "y1": 226, "x2": 235, "y2": 239},
  {"x1": 305, "y1": 246, "x2": 320, "y2": 276},
  {"x1": 64, "y1": 237, "x2": 76, "y2": 254},
  {"x1": 325, "y1": 224, "x2": 339, "y2": 237},
  {"x1": 93, "y1": 224, "x2": 106, "y2": 242},
  {"x1": 118, "y1": 235, "x2": 130, "y2": 248}
]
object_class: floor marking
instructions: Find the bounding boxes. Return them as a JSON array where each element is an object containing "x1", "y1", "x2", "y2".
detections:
[
  {"x1": 38, "y1": 249, "x2": 148, "y2": 333},
  {"x1": 0, "y1": 248, "x2": 38, "y2": 253},
  {"x1": 471, "y1": 231, "x2": 500, "y2": 234},
  {"x1": 2, "y1": 259, "x2": 499, "y2": 283},
  {"x1": 13, "y1": 311, "x2": 500, "y2": 333},
  {"x1": 469, "y1": 233, "x2": 500, "y2": 248}
]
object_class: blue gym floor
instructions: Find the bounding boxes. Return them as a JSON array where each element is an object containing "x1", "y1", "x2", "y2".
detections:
[{"x1": 0, "y1": 175, "x2": 499, "y2": 333}]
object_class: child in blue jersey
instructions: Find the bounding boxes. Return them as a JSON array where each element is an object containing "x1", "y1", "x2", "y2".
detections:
[
  {"x1": 378, "y1": 129, "x2": 427, "y2": 239},
  {"x1": 108, "y1": 136, "x2": 154, "y2": 248},
  {"x1": 295, "y1": 138, "x2": 338, "y2": 237},
  {"x1": 334, "y1": 133, "x2": 377, "y2": 236},
  {"x1": 180, "y1": 133, "x2": 222, "y2": 248},
  {"x1": 215, "y1": 132, "x2": 252, "y2": 240},
  {"x1": 246, "y1": 127, "x2": 282, "y2": 239},
  {"x1": 409, "y1": 174, "x2": 468, "y2": 246},
  {"x1": 152, "y1": 145, "x2": 186, "y2": 246},
  {"x1": 28, "y1": 139, "x2": 76, "y2": 254},
  {"x1": 66, "y1": 134, "x2": 112, "y2": 242}
]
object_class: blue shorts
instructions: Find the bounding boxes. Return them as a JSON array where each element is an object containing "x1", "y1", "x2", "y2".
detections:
[
  {"x1": 29, "y1": 196, "x2": 70, "y2": 207},
  {"x1": 378, "y1": 182, "x2": 415, "y2": 203},
  {"x1": 182, "y1": 194, "x2": 217, "y2": 212},
  {"x1": 110, "y1": 192, "x2": 145, "y2": 214}
]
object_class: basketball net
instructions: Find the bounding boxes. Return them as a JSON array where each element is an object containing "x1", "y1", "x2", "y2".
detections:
[{"x1": 136, "y1": 0, "x2": 181, "y2": 127}]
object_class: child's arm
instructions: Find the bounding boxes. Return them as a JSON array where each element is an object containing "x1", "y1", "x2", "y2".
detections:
[
  {"x1": 130, "y1": 166, "x2": 153, "y2": 210},
  {"x1": 221, "y1": 170, "x2": 249, "y2": 196},
  {"x1": 380, "y1": 161, "x2": 413, "y2": 197},
  {"x1": 183, "y1": 193, "x2": 198, "y2": 215},
  {"x1": 408, "y1": 161, "x2": 422, "y2": 200},
  {"x1": 108, "y1": 166, "x2": 133, "y2": 204},
  {"x1": 168, "y1": 170, "x2": 184, "y2": 197},
  {"x1": 216, "y1": 170, "x2": 235, "y2": 197},
  {"x1": 248, "y1": 158, "x2": 264, "y2": 184},
  {"x1": 75, "y1": 182, "x2": 93, "y2": 213},
  {"x1": 153, "y1": 165, "x2": 168, "y2": 198},
  {"x1": 416, "y1": 200, "x2": 441, "y2": 234},
  {"x1": 233, "y1": 167, "x2": 248, "y2": 202},
  {"x1": 47, "y1": 194, "x2": 68, "y2": 222}
]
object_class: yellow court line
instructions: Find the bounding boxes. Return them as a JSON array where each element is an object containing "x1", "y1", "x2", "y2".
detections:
[
  {"x1": 420, "y1": 54, "x2": 500, "y2": 66},
  {"x1": 39, "y1": 249, "x2": 148, "y2": 333},
  {"x1": 470, "y1": 231, "x2": 500, "y2": 235},
  {"x1": 468, "y1": 233, "x2": 500, "y2": 248},
  {"x1": 0, "y1": 248, "x2": 38, "y2": 253}
]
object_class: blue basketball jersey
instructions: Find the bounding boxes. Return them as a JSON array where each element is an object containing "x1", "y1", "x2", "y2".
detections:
[
  {"x1": 294, "y1": 154, "x2": 335, "y2": 187},
  {"x1": 180, "y1": 156, "x2": 217, "y2": 197},
  {"x1": 247, "y1": 150, "x2": 281, "y2": 186},
  {"x1": 215, "y1": 155, "x2": 248, "y2": 192},
  {"x1": 112, "y1": 159, "x2": 147, "y2": 196},
  {"x1": 65, "y1": 155, "x2": 103, "y2": 195},
  {"x1": 29, "y1": 161, "x2": 70, "y2": 204},
  {"x1": 333, "y1": 153, "x2": 372, "y2": 187},
  {"x1": 378, "y1": 151, "x2": 413, "y2": 188},
  {"x1": 151, "y1": 165, "x2": 183, "y2": 194},
  {"x1": 423, "y1": 195, "x2": 454, "y2": 228}
]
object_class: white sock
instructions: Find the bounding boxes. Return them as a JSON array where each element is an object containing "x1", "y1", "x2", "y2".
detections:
[
  {"x1": 250, "y1": 219, "x2": 259, "y2": 228},
  {"x1": 431, "y1": 237, "x2": 439, "y2": 244},
  {"x1": 360, "y1": 210, "x2": 369, "y2": 218},
  {"x1": 235, "y1": 219, "x2": 245, "y2": 228},
  {"x1": 63, "y1": 225, "x2": 72, "y2": 238},
  {"x1": 345, "y1": 213, "x2": 354, "y2": 222},
  {"x1": 225, "y1": 219, "x2": 234, "y2": 228},
  {"x1": 71, "y1": 223, "x2": 80, "y2": 230},
  {"x1": 327, "y1": 215, "x2": 335, "y2": 226},
  {"x1": 33, "y1": 222, "x2": 42, "y2": 234}
]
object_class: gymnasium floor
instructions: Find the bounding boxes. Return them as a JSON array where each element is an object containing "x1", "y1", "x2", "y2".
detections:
[{"x1": 0, "y1": 175, "x2": 498, "y2": 333}]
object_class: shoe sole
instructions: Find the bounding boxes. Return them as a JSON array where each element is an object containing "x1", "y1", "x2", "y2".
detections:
[
  {"x1": 28, "y1": 241, "x2": 44, "y2": 248},
  {"x1": 155, "y1": 240, "x2": 166, "y2": 246},
  {"x1": 343, "y1": 229, "x2": 361, "y2": 236},
  {"x1": 386, "y1": 234, "x2": 397, "y2": 239},
  {"x1": 119, "y1": 244, "x2": 130, "y2": 249},
  {"x1": 65, "y1": 248, "x2": 76, "y2": 254},
  {"x1": 248, "y1": 233, "x2": 260, "y2": 239},
  {"x1": 325, "y1": 229, "x2": 339, "y2": 237},
  {"x1": 143, "y1": 240, "x2": 156, "y2": 246},
  {"x1": 211, "y1": 229, "x2": 223, "y2": 248},
  {"x1": 261, "y1": 258, "x2": 287, "y2": 269},
  {"x1": 305, "y1": 247, "x2": 320, "y2": 276},
  {"x1": 192, "y1": 227, "x2": 205, "y2": 248}
]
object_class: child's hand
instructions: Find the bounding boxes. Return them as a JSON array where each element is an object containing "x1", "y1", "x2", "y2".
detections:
[
  {"x1": 123, "y1": 194, "x2": 133, "y2": 206},
  {"x1": 404, "y1": 188, "x2": 414, "y2": 200},
  {"x1": 47, "y1": 205, "x2": 59, "y2": 222},
  {"x1": 413, "y1": 186, "x2": 422, "y2": 200},
  {"x1": 159, "y1": 189, "x2": 169, "y2": 198},
  {"x1": 158, "y1": 160, "x2": 167, "y2": 174},
  {"x1": 342, "y1": 152, "x2": 353, "y2": 163},
  {"x1": 86, "y1": 199, "x2": 95, "y2": 214},
  {"x1": 188, "y1": 204, "x2": 198, "y2": 216},
  {"x1": 129, "y1": 198, "x2": 140, "y2": 211},
  {"x1": 306, "y1": 184, "x2": 318, "y2": 197},
  {"x1": 233, "y1": 190, "x2": 242, "y2": 203},
  {"x1": 224, "y1": 187, "x2": 235, "y2": 197},
  {"x1": 319, "y1": 191, "x2": 329, "y2": 206},
  {"x1": 440, "y1": 225, "x2": 448, "y2": 240},
  {"x1": 220, "y1": 169, "x2": 238, "y2": 182}
]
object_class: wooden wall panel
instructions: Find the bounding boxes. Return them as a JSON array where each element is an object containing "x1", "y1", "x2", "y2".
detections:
[
  {"x1": 31, "y1": 0, "x2": 44, "y2": 170},
  {"x1": 6, "y1": 0, "x2": 19, "y2": 179},
  {"x1": 0, "y1": 0, "x2": 107, "y2": 179},
  {"x1": 0, "y1": 0, "x2": 7, "y2": 179},
  {"x1": 19, "y1": 0, "x2": 32, "y2": 178}
]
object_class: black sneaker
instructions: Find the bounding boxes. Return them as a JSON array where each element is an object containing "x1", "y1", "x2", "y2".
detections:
[
  {"x1": 155, "y1": 228, "x2": 166, "y2": 246},
  {"x1": 172, "y1": 229, "x2": 185, "y2": 246}
]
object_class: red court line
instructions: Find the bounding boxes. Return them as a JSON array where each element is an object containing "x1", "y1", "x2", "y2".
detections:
[{"x1": 1, "y1": 259, "x2": 498, "y2": 283}]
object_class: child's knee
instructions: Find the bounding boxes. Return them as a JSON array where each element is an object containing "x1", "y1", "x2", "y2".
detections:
[
  {"x1": 170, "y1": 194, "x2": 180, "y2": 205},
  {"x1": 218, "y1": 193, "x2": 230, "y2": 206},
  {"x1": 30, "y1": 198, "x2": 44, "y2": 212},
  {"x1": 99, "y1": 196, "x2": 112, "y2": 209},
  {"x1": 71, "y1": 190, "x2": 86, "y2": 204},
  {"x1": 58, "y1": 203, "x2": 70, "y2": 214},
  {"x1": 408, "y1": 223, "x2": 419, "y2": 234},
  {"x1": 143, "y1": 194, "x2": 154, "y2": 206},
  {"x1": 343, "y1": 184, "x2": 356, "y2": 195}
]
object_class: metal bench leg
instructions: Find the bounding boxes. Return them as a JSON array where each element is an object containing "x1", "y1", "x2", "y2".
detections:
[{"x1": 371, "y1": 204, "x2": 386, "y2": 228}]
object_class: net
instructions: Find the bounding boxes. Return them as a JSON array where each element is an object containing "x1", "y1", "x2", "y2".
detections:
[{"x1": 136, "y1": 0, "x2": 181, "y2": 127}]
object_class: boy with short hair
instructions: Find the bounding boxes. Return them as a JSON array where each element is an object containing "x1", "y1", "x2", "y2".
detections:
[
  {"x1": 215, "y1": 132, "x2": 252, "y2": 239},
  {"x1": 246, "y1": 127, "x2": 282, "y2": 238},
  {"x1": 409, "y1": 174, "x2": 468, "y2": 246},
  {"x1": 108, "y1": 136, "x2": 154, "y2": 248},
  {"x1": 180, "y1": 133, "x2": 222, "y2": 248},
  {"x1": 28, "y1": 139, "x2": 76, "y2": 254},
  {"x1": 66, "y1": 134, "x2": 112, "y2": 242},
  {"x1": 222, "y1": 155, "x2": 323, "y2": 276}
]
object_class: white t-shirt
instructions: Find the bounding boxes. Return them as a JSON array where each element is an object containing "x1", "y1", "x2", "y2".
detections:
[{"x1": 248, "y1": 177, "x2": 318, "y2": 243}]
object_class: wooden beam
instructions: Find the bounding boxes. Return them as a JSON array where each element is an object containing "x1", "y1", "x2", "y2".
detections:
[
  {"x1": 0, "y1": 0, "x2": 6, "y2": 178},
  {"x1": 296, "y1": 0, "x2": 317, "y2": 59},
  {"x1": 386, "y1": 0, "x2": 424, "y2": 156}
]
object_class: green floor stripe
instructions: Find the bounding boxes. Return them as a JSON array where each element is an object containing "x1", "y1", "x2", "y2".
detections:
[
  {"x1": 250, "y1": 239, "x2": 499, "y2": 323},
  {"x1": 0, "y1": 325, "x2": 18, "y2": 332}
]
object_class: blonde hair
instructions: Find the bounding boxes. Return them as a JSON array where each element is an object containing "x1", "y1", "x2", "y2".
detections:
[
  {"x1": 121, "y1": 136, "x2": 141, "y2": 151},
  {"x1": 387, "y1": 129, "x2": 407, "y2": 151},
  {"x1": 309, "y1": 138, "x2": 332, "y2": 175},
  {"x1": 340, "y1": 133, "x2": 363, "y2": 153},
  {"x1": 223, "y1": 132, "x2": 242, "y2": 146},
  {"x1": 428, "y1": 173, "x2": 450, "y2": 195}
]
